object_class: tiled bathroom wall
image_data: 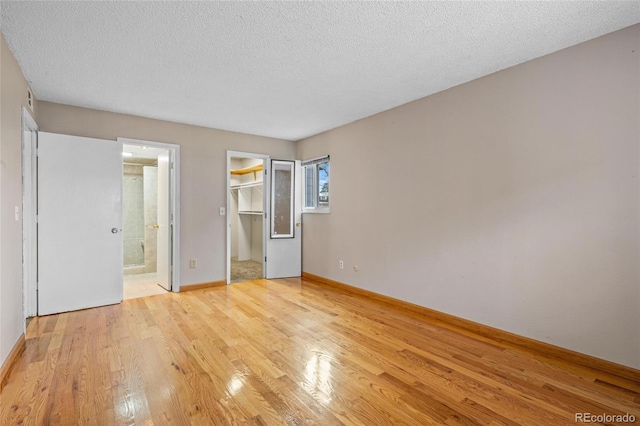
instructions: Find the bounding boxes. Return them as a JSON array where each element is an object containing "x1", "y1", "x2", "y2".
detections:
[
  {"x1": 123, "y1": 164, "x2": 144, "y2": 266},
  {"x1": 143, "y1": 166, "x2": 158, "y2": 273}
]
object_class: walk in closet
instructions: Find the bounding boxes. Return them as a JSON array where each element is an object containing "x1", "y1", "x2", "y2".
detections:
[{"x1": 229, "y1": 158, "x2": 264, "y2": 282}]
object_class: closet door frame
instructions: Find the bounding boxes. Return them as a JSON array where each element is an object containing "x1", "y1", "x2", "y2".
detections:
[{"x1": 226, "y1": 150, "x2": 269, "y2": 284}]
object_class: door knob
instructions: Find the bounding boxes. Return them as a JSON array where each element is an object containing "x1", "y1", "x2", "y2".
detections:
[
  {"x1": 111, "y1": 228, "x2": 119, "y2": 234},
  {"x1": 295, "y1": 222, "x2": 301, "y2": 227}
]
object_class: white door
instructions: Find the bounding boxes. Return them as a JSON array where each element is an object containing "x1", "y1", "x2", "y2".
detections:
[
  {"x1": 38, "y1": 132, "x2": 123, "y2": 315},
  {"x1": 156, "y1": 151, "x2": 171, "y2": 290},
  {"x1": 265, "y1": 160, "x2": 302, "y2": 278}
]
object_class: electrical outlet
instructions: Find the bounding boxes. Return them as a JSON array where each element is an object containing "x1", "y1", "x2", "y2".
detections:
[
  {"x1": 190, "y1": 258, "x2": 197, "y2": 268},
  {"x1": 339, "y1": 260, "x2": 344, "y2": 269}
]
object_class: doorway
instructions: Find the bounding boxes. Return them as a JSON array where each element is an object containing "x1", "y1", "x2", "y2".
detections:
[
  {"x1": 119, "y1": 138, "x2": 181, "y2": 298},
  {"x1": 121, "y1": 144, "x2": 169, "y2": 298},
  {"x1": 21, "y1": 107, "x2": 38, "y2": 320},
  {"x1": 226, "y1": 151, "x2": 303, "y2": 283},
  {"x1": 228, "y1": 153, "x2": 267, "y2": 283}
]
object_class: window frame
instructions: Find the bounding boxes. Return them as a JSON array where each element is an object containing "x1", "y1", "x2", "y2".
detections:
[{"x1": 302, "y1": 155, "x2": 330, "y2": 214}]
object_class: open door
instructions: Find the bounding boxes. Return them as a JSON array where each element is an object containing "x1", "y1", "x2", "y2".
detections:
[
  {"x1": 38, "y1": 132, "x2": 123, "y2": 315},
  {"x1": 156, "y1": 151, "x2": 172, "y2": 290},
  {"x1": 265, "y1": 160, "x2": 301, "y2": 279}
]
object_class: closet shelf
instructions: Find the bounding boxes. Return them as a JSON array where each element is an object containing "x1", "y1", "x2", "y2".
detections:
[
  {"x1": 231, "y1": 181, "x2": 263, "y2": 190},
  {"x1": 230, "y1": 164, "x2": 264, "y2": 179},
  {"x1": 239, "y1": 211, "x2": 263, "y2": 215}
]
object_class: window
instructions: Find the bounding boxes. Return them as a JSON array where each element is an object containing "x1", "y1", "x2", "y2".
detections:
[
  {"x1": 271, "y1": 160, "x2": 295, "y2": 238},
  {"x1": 302, "y1": 156, "x2": 330, "y2": 213}
]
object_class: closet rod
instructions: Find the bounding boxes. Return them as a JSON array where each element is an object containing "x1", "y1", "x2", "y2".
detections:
[{"x1": 231, "y1": 181, "x2": 263, "y2": 190}]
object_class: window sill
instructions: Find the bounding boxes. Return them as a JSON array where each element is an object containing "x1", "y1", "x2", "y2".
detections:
[{"x1": 302, "y1": 208, "x2": 330, "y2": 214}]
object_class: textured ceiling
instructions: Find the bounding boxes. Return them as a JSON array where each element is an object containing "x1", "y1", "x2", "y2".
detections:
[{"x1": 1, "y1": 1, "x2": 639, "y2": 141}]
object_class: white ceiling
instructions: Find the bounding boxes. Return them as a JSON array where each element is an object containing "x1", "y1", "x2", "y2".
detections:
[{"x1": 1, "y1": 1, "x2": 639, "y2": 141}]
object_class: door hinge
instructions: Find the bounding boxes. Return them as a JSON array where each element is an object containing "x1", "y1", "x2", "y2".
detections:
[
  {"x1": 265, "y1": 256, "x2": 267, "y2": 262},
  {"x1": 170, "y1": 162, "x2": 174, "y2": 170}
]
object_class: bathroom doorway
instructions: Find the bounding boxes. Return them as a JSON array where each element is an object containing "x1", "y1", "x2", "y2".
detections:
[{"x1": 122, "y1": 143, "x2": 172, "y2": 299}]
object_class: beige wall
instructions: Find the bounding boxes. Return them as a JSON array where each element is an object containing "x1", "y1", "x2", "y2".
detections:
[
  {"x1": 298, "y1": 24, "x2": 640, "y2": 368},
  {"x1": 0, "y1": 33, "x2": 37, "y2": 366},
  {"x1": 37, "y1": 102, "x2": 296, "y2": 287}
]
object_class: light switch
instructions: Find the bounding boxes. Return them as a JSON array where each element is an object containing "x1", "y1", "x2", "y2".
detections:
[
  {"x1": 14, "y1": 206, "x2": 20, "y2": 221},
  {"x1": 219, "y1": 207, "x2": 226, "y2": 216}
]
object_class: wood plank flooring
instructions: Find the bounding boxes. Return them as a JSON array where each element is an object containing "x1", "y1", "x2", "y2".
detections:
[{"x1": 1, "y1": 277, "x2": 639, "y2": 425}]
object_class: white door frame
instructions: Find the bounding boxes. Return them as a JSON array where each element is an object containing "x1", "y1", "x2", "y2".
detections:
[
  {"x1": 21, "y1": 107, "x2": 38, "y2": 321},
  {"x1": 118, "y1": 137, "x2": 181, "y2": 292},
  {"x1": 226, "y1": 150, "x2": 269, "y2": 284}
]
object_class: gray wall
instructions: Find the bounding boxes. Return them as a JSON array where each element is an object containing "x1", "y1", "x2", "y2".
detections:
[{"x1": 297, "y1": 24, "x2": 640, "y2": 368}]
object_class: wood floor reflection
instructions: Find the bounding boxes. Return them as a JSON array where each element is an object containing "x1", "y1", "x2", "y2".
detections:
[{"x1": 1, "y1": 277, "x2": 639, "y2": 425}]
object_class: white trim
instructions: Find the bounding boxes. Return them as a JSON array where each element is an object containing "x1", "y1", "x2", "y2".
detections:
[
  {"x1": 21, "y1": 108, "x2": 38, "y2": 322},
  {"x1": 118, "y1": 137, "x2": 181, "y2": 292},
  {"x1": 301, "y1": 155, "x2": 330, "y2": 166},
  {"x1": 303, "y1": 209, "x2": 331, "y2": 214},
  {"x1": 226, "y1": 150, "x2": 270, "y2": 284}
]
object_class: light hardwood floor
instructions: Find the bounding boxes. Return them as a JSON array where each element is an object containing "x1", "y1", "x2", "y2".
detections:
[{"x1": 1, "y1": 277, "x2": 639, "y2": 425}]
